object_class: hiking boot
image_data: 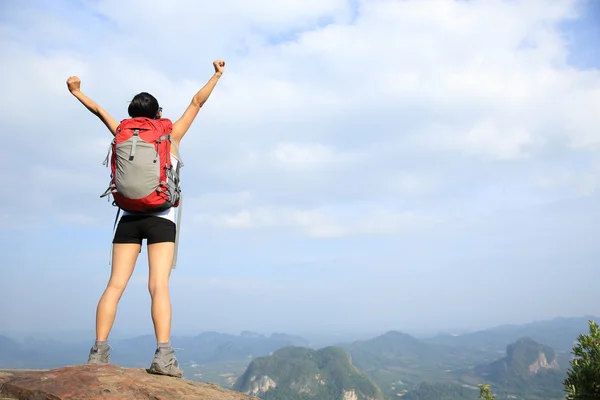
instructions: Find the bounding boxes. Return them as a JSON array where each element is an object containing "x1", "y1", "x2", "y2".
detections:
[
  {"x1": 87, "y1": 344, "x2": 110, "y2": 364},
  {"x1": 149, "y1": 347, "x2": 183, "y2": 378}
]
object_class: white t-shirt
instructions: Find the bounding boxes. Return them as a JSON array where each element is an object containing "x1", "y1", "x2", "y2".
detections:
[{"x1": 121, "y1": 154, "x2": 180, "y2": 224}]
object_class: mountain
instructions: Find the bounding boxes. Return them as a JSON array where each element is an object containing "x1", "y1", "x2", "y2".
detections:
[
  {"x1": 0, "y1": 334, "x2": 91, "y2": 369},
  {"x1": 0, "y1": 334, "x2": 21, "y2": 359},
  {"x1": 342, "y1": 330, "x2": 494, "y2": 367},
  {"x1": 234, "y1": 346, "x2": 384, "y2": 400},
  {"x1": 459, "y1": 337, "x2": 565, "y2": 400},
  {"x1": 477, "y1": 337, "x2": 559, "y2": 379},
  {"x1": 338, "y1": 330, "x2": 497, "y2": 397},
  {"x1": 425, "y1": 316, "x2": 597, "y2": 353}
]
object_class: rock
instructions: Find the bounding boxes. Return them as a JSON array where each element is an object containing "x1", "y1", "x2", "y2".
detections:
[{"x1": 0, "y1": 364, "x2": 258, "y2": 400}]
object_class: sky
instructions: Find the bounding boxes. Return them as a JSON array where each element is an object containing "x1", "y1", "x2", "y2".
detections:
[{"x1": 1, "y1": 0, "x2": 599, "y2": 341}]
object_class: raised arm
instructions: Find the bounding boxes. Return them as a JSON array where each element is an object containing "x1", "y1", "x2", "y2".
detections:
[
  {"x1": 171, "y1": 60, "x2": 226, "y2": 144},
  {"x1": 66, "y1": 76, "x2": 119, "y2": 136}
]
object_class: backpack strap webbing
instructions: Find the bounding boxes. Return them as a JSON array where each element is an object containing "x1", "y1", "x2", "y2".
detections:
[
  {"x1": 108, "y1": 207, "x2": 121, "y2": 265},
  {"x1": 172, "y1": 194, "x2": 182, "y2": 269},
  {"x1": 169, "y1": 137, "x2": 183, "y2": 269},
  {"x1": 129, "y1": 129, "x2": 140, "y2": 160}
]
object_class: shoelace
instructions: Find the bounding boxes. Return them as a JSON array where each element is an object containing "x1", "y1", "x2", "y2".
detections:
[
  {"x1": 157, "y1": 347, "x2": 184, "y2": 354},
  {"x1": 92, "y1": 344, "x2": 113, "y2": 353}
]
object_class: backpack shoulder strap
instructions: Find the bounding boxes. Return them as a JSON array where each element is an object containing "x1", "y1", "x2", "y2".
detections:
[
  {"x1": 156, "y1": 118, "x2": 184, "y2": 166},
  {"x1": 157, "y1": 118, "x2": 173, "y2": 129}
]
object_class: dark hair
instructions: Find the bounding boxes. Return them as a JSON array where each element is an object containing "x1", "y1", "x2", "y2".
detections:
[{"x1": 128, "y1": 92, "x2": 160, "y2": 119}]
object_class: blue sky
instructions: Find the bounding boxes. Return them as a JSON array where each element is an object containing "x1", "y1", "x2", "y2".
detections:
[{"x1": 1, "y1": 0, "x2": 599, "y2": 340}]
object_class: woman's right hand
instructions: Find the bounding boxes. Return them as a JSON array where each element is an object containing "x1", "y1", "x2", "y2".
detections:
[
  {"x1": 66, "y1": 76, "x2": 81, "y2": 93},
  {"x1": 213, "y1": 60, "x2": 225, "y2": 75}
]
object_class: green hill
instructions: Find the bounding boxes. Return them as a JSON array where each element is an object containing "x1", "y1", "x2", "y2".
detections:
[
  {"x1": 478, "y1": 337, "x2": 558, "y2": 379},
  {"x1": 233, "y1": 346, "x2": 384, "y2": 400},
  {"x1": 459, "y1": 337, "x2": 565, "y2": 399}
]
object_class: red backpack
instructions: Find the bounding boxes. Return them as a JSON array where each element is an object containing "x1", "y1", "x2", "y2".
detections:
[
  {"x1": 101, "y1": 117, "x2": 184, "y2": 267},
  {"x1": 101, "y1": 117, "x2": 182, "y2": 213}
]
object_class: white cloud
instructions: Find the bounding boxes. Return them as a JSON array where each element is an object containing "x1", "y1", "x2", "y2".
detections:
[
  {"x1": 193, "y1": 205, "x2": 440, "y2": 238},
  {"x1": 535, "y1": 157, "x2": 600, "y2": 197},
  {"x1": 0, "y1": 0, "x2": 598, "y2": 235},
  {"x1": 92, "y1": 0, "x2": 349, "y2": 31},
  {"x1": 270, "y1": 142, "x2": 361, "y2": 171},
  {"x1": 422, "y1": 120, "x2": 537, "y2": 160}
]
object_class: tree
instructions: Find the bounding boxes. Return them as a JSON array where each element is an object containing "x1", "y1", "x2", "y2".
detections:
[
  {"x1": 563, "y1": 320, "x2": 600, "y2": 400},
  {"x1": 477, "y1": 384, "x2": 495, "y2": 400}
]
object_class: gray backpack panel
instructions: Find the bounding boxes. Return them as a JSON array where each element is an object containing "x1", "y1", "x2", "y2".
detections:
[{"x1": 115, "y1": 133, "x2": 161, "y2": 200}]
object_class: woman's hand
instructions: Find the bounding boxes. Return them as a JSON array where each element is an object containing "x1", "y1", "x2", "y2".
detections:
[
  {"x1": 67, "y1": 76, "x2": 81, "y2": 93},
  {"x1": 213, "y1": 60, "x2": 226, "y2": 75}
]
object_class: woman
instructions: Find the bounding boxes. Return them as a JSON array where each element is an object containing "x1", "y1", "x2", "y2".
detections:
[{"x1": 66, "y1": 60, "x2": 226, "y2": 377}]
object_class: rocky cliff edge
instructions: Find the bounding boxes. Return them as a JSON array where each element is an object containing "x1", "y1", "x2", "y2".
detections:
[{"x1": 0, "y1": 364, "x2": 258, "y2": 400}]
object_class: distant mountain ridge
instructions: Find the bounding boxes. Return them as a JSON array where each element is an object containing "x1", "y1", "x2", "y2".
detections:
[
  {"x1": 424, "y1": 315, "x2": 598, "y2": 352},
  {"x1": 341, "y1": 330, "x2": 494, "y2": 368},
  {"x1": 100, "y1": 331, "x2": 311, "y2": 369},
  {"x1": 337, "y1": 330, "x2": 496, "y2": 396},
  {"x1": 0, "y1": 331, "x2": 310, "y2": 370}
]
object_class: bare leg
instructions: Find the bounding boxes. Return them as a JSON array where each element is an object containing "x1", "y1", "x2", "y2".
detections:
[
  {"x1": 95, "y1": 243, "x2": 140, "y2": 341},
  {"x1": 147, "y1": 241, "x2": 182, "y2": 377},
  {"x1": 147, "y1": 242, "x2": 174, "y2": 343}
]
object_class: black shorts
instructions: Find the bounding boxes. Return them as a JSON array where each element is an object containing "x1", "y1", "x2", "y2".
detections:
[{"x1": 113, "y1": 215, "x2": 176, "y2": 245}]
